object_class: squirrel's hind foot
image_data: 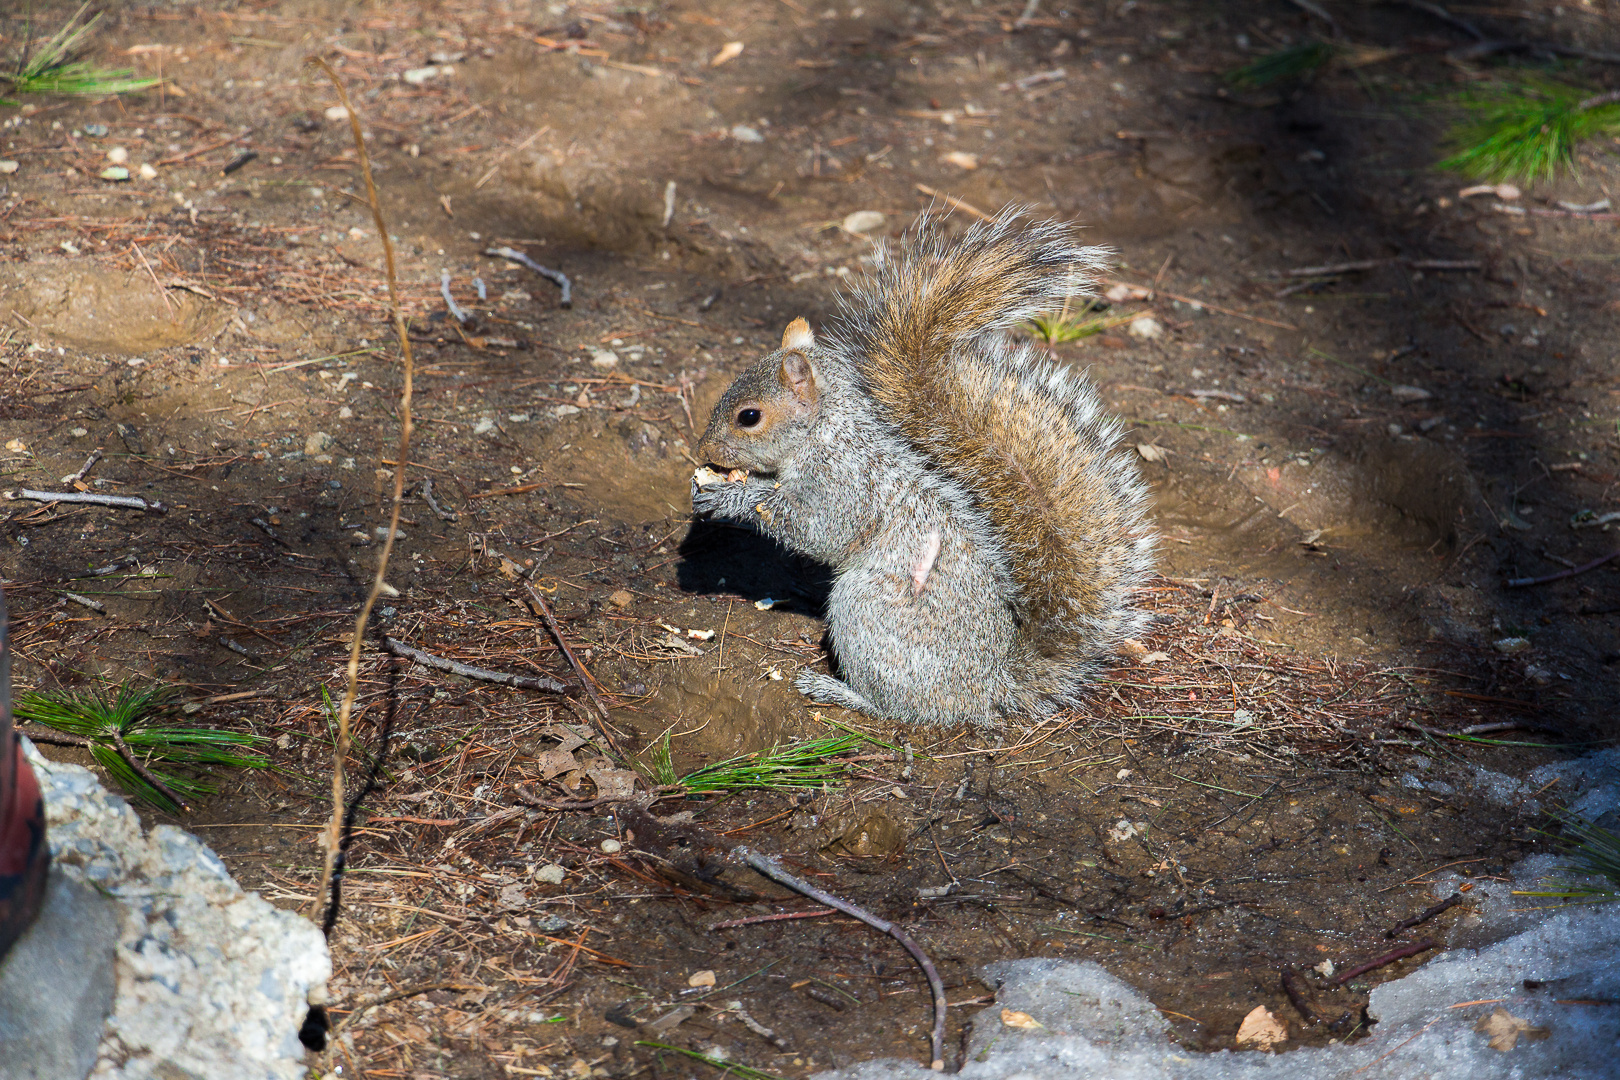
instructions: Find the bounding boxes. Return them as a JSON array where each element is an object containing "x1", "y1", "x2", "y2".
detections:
[{"x1": 794, "y1": 670, "x2": 884, "y2": 717}]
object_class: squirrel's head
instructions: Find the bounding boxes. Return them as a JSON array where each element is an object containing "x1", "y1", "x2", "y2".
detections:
[{"x1": 696, "y1": 317, "x2": 823, "y2": 475}]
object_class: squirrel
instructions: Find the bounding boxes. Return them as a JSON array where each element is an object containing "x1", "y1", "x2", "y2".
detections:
[{"x1": 690, "y1": 212, "x2": 1156, "y2": 725}]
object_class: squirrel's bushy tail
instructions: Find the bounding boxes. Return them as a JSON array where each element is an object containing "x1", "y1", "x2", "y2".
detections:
[{"x1": 833, "y1": 210, "x2": 1155, "y2": 681}]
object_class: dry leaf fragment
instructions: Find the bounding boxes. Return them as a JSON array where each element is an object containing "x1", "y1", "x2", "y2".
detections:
[
  {"x1": 587, "y1": 766, "x2": 639, "y2": 801},
  {"x1": 534, "y1": 748, "x2": 580, "y2": 779},
  {"x1": 1136, "y1": 443, "x2": 1169, "y2": 463},
  {"x1": 1000, "y1": 1008, "x2": 1043, "y2": 1030},
  {"x1": 710, "y1": 41, "x2": 744, "y2": 67},
  {"x1": 1235, "y1": 1005, "x2": 1287, "y2": 1050},
  {"x1": 1474, "y1": 1006, "x2": 1549, "y2": 1052},
  {"x1": 941, "y1": 151, "x2": 980, "y2": 170}
]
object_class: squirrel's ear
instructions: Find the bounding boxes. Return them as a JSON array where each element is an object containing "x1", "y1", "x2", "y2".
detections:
[
  {"x1": 781, "y1": 317, "x2": 814, "y2": 352},
  {"x1": 779, "y1": 350, "x2": 820, "y2": 404}
]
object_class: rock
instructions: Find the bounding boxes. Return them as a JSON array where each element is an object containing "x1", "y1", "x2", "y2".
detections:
[
  {"x1": 1494, "y1": 637, "x2": 1531, "y2": 654},
  {"x1": 535, "y1": 864, "x2": 566, "y2": 885},
  {"x1": 21, "y1": 741, "x2": 329, "y2": 1080},
  {"x1": 941, "y1": 151, "x2": 979, "y2": 170},
  {"x1": 402, "y1": 65, "x2": 446, "y2": 86},
  {"x1": 553, "y1": 405, "x2": 581, "y2": 419},
  {"x1": 600, "y1": 839, "x2": 623, "y2": 854},
  {"x1": 0, "y1": 161, "x2": 19, "y2": 175},
  {"x1": 1391, "y1": 385, "x2": 1433, "y2": 402},
  {"x1": 729, "y1": 125, "x2": 764, "y2": 144},
  {"x1": 137, "y1": 164, "x2": 157, "y2": 180},
  {"x1": 590, "y1": 350, "x2": 619, "y2": 370},
  {"x1": 608, "y1": 590, "x2": 633, "y2": 609},
  {"x1": 1127, "y1": 316, "x2": 1164, "y2": 340},
  {"x1": 323, "y1": 105, "x2": 350, "y2": 122},
  {"x1": 473, "y1": 417, "x2": 498, "y2": 436},
  {"x1": 688, "y1": 969, "x2": 717, "y2": 988},
  {"x1": 99, "y1": 167, "x2": 130, "y2": 182},
  {"x1": 1105, "y1": 283, "x2": 1150, "y2": 302},
  {"x1": 105, "y1": 147, "x2": 129, "y2": 165},
  {"x1": 304, "y1": 431, "x2": 334, "y2": 456},
  {"x1": 0, "y1": 869, "x2": 120, "y2": 1080},
  {"x1": 841, "y1": 210, "x2": 886, "y2": 234}
]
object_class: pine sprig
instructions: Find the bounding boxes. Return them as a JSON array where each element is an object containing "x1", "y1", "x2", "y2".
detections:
[
  {"x1": 1516, "y1": 813, "x2": 1620, "y2": 903},
  {"x1": 677, "y1": 735, "x2": 864, "y2": 793},
  {"x1": 15, "y1": 683, "x2": 268, "y2": 813},
  {"x1": 1, "y1": 5, "x2": 159, "y2": 106},
  {"x1": 1439, "y1": 75, "x2": 1620, "y2": 183}
]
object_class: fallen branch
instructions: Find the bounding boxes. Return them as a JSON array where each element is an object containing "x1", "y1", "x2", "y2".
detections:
[
  {"x1": 1333, "y1": 940, "x2": 1436, "y2": 986},
  {"x1": 382, "y1": 636, "x2": 569, "y2": 694},
  {"x1": 109, "y1": 725, "x2": 190, "y2": 813},
  {"x1": 1507, "y1": 550, "x2": 1618, "y2": 588},
  {"x1": 618, "y1": 805, "x2": 948, "y2": 1070},
  {"x1": 1387, "y1": 892, "x2": 1464, "y2": 938},
  {"x1": 486, "y1": 246, "x2": 572, "y2": 307},
  {"x1": 5, "y1": 488, "x2": 167, "y2": 513}
]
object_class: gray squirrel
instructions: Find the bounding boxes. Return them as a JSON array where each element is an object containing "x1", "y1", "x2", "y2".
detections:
[{"x1": 691, "y1": 212, "x2": 1156, "y2": 724}]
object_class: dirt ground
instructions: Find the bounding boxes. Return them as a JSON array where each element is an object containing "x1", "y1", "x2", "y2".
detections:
[{"x1": 2, "y1": 1, "x2": 1618, "y2": 1077}]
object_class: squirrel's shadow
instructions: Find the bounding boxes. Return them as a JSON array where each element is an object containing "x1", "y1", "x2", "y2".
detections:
[{"x1": 674, "y1": 521, "x2": 832, "y2": 618}]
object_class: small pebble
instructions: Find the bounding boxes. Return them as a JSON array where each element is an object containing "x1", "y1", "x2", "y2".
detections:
[
  {"x1": 535, "y1": 863, "x2": 566, "y2": 884},
  {"x1": 842, "y1": 210, "x2": 885, "y2": 234},
  {"x1": 106, "y1": 146, "x2": 129, "y2": 164},
  {"x1": 600, "y1": 838, "x2": 622, "y2": 854},
  {"x1": 1127, "y1": 316, "x2": 1163, "y2": 340}
]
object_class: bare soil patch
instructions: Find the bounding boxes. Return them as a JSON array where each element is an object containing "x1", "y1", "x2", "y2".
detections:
[{"x1": 3, "y1": 1, "x2": 1616, "y2": 1077}]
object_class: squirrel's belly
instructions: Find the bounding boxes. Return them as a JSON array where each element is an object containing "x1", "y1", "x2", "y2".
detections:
[{"x1": 824, "y1": 555, "x2": 1018, "y2": 723}]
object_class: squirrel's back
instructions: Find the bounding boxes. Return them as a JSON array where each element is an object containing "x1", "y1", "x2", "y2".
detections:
[{"x1": 828, "y1": 212, "x2": 1156, "y2": 678}]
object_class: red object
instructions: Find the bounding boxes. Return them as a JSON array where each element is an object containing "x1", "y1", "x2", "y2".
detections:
[{"x1": 0, "y1": 583, "x2": 49, "y2": 960}]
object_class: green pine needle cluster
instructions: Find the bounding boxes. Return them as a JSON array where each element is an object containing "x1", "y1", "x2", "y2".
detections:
[
  {"x1": 1439, "y1": 76, "x2": 1620, "y2": 183},
  {"x1": 1517, "y1": 814, "x2": 1620, "y2": 903},
  {"x1": 1026, "y1": 303, "x2": 1139, "y2": 345},
  {"x1": 15, "y1": 682, "x2": 269, "y2": 814},
  {"x1": 2, "y1": 5, "x2": 159, "y2": 106},
  {"x1": 677, "y1": 734, "x2": 864, "y2": 793},
  {"x1": 1228, "y1": 40, "x2": 1338, "y2": 89}
]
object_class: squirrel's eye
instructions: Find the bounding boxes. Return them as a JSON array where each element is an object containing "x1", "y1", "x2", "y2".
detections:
[{"x1": 737, "y1": 407, "x2": 763, "y2": 428}]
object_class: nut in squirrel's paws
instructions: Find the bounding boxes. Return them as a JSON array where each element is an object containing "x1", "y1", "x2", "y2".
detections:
[{"x1": 693, "y1": 466, "x2": 749, "y2": 485}]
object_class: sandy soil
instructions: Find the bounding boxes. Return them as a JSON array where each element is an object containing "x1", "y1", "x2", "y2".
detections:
[{"x1": 2, "y1": 1, "x2": 1617, "y2": 1077}]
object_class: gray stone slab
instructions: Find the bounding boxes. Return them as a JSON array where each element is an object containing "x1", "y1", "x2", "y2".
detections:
[{"x1": 0, "y1": 867, "x2": 119, "y2": 1080}]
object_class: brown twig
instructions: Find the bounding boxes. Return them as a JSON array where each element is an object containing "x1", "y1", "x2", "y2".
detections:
[
  {"x1": 381, "y1": 636, "x2": 569, "y2": 694},
  {"x1": 308, "y1": 57, "x2": 415, "y2": 931},
  {"x1": 732, "y1": 843, "x2": 947, "y2": 1070},
  {"x1": 1507, "y1": 550, "x2": 1619, "y2": 588},
  {"x1": 1387, "y1": 892, "x2": 1464, "y2": 938},
  {"x1": 522, "y1": 582, "x2": 618, "y2": 754},
  {"x1": 1332, "y1": 940, "x2": 1436, "y2": 986},
  {"x1": 709, "y1": 908, "x2": 836, "y2": 930},
  {"x1": 108, "y1": 726, "x2": 191, "y2": 813}
]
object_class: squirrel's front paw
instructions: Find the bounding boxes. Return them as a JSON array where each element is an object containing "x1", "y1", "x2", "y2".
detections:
[{"x1": 691, "y1": 466, "x2": 750, "y2": 520}]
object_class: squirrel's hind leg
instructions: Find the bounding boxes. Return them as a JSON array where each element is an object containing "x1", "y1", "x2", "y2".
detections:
[{"x1": 794, "y1": 670, "x2": 885, "y2": 717}]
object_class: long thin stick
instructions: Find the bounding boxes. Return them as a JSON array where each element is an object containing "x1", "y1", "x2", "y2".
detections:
[
  {"x1": 522, "y1": 582, "x2": 618, "y2": 752},
  {"x1": 1507, "y1": 550, "x2": 1618, "y2": 588},
  {"x1": 733, "y1": 844, "x2": 947, "y2": 1070},
  {"x1": 381, "y1": 636, "x2": 569, "y2": 693},
  {"x1": 308, "y1": 58, "x2": 415, "y2": 928},
  {"x1": 109, "y1": 725, "x2": 190, "y2": 812},
  {"x1": 6, "y1": 488, "x2": 166, "y2": 512}
]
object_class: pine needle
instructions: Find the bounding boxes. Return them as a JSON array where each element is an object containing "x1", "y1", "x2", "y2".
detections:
[
  {"x1": 1515, "y1": 813, "x2": 1620, "y2": 903},
  {"x1": 1438, "y1": 75, "x2": 1620, "y2": 184},
  {"x1": 1228, "y1": 40, "x2": 1338, "y2": 89},
  {"x1": 1, "y1": 5, "x2": 159, "y2": 105},
  {"x1": 15, "y1": 682, "x2": 268, "y2": 814}
]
